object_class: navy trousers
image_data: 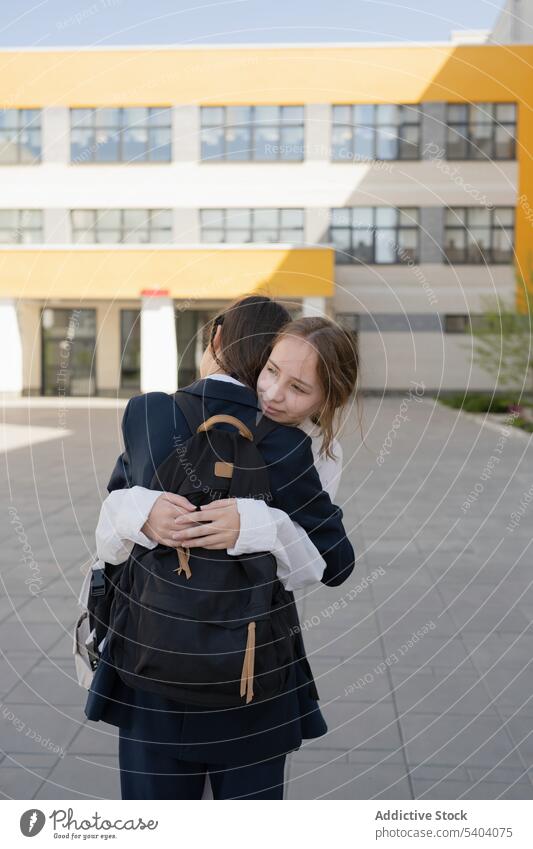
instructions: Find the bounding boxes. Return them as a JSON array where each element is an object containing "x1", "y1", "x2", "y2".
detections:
[{"x1": 118, "y1": 729, "x2": 287, "y2": 800}]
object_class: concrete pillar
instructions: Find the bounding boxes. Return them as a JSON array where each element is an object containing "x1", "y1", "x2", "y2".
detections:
[
  {"x1": 172, "y1": 106, "x2": 199, "y2": 162},
  {"x1": 173, "y1": 208, "x2": 199, "y2": 243},
  {"x1": 305, "y1": 208, "x2": 329, "y2": 246},
  {"x1": 140, "y1": 292, "x2": 177, "y2": 393},
  {"x1": 419, "y1": 207, "x2": 445, "y2": 263},
  {"x1": 0, "y1": 299, "x2": 23, "y2": 395},
  {"x1": 41, "y1": 107, "x2": 70, "y2": 163},
  {"x1": 420, "y1": 102, "x2": 447, "y2": 160},
  {"x1": 302, "y1": 296, "x2": 327, "y2": 318},
  {"x1": 44, "y1": 209, "x2": 70, "y2": 243},
  {"x1": 305, "y1": 104, "x2": 330, "y2": 161}
]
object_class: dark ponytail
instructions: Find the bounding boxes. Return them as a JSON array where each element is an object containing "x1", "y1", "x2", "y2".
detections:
[{"x1": 208, "y1": 295, "x2": 291, "y2": 389}]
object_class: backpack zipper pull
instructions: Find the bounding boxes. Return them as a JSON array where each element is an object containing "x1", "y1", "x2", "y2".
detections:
[
  {"x1": 174, "y1": 545, "x2": 192, "y2": 579},
  {"x1": 240, "y1": 621, "x2": 256, "y2": 703}
]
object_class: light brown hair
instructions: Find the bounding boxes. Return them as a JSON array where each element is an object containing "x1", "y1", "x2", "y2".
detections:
[{"x1": 270, "y1": 316, "x2": 361, "y2": 459}]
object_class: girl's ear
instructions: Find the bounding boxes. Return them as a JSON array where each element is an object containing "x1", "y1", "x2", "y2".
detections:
[{"x1": 211, "y1": 323, "x2": 223, "y2": 353}]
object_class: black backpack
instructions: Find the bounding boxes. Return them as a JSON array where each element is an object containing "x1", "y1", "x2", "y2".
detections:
[{"x1": 105, "y1": 390, "x2": 297, "y2": 708}]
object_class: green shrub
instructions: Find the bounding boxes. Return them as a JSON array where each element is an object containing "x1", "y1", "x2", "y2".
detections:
[{"x1": 437, "y1": 392, "x2": 532, "y2": 414}]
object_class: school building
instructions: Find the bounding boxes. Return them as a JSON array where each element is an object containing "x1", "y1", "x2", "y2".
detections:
[{"x1": 1, "y1": 18, "x2": 532, "y2": 395}]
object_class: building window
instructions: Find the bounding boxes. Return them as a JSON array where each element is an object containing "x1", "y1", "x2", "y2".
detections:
[
  {"x1": 71, "y1": 209, "x2": 172, "y2": 243},
  {"x1": 359, "y1": 313, "x2": 442, "y2": 331},
  {"x1": 176, "y1": 309, "x2": 218, "y2": 388},
  {"x1": 200, "y1": 208, "x2": 304, "y2": 243},
  {"x1": 200, "y1": 106, "x2": 304, "y2": 161},
  {"x1": 330, "y1": 207, "x2": 419, "y2": 264},
  {"x1": 70, "y1": 107, "x2": 172, "y2": 163},
  {"x1": 445, "y1": 103, "x2": 516, "y2": 160},
  {"x1": 0, "y1": 210, "x2": 43, "y2": 243},
  {"x1": 0, "y1": 109, "x2": 41, "y2": 164},
  {"x1": 331, "y1": 104, "x2": 420, "y2": 161},
  {"x1": 444, "y1": 207, "x2": 514, "y2": 264},
  {"x1": 444, "y1": 314, "x2": 469, "y2": 333},
  {"x1": 41, "y1": 308, "x2": 97, "y2": 396},
  {"x1": 336, "y1": 313, "x2": 360, "y2": 332},
  {"x1": 444, "y1": 314, "x2": 491, "y2": 333},
  {"x1": 120, "y1": 310, "x2": 141, "y2": 389}
]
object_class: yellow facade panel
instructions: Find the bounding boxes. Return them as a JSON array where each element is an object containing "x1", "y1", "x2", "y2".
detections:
[
  {"x1": 1, "y1": 45, "x2": 532, "y2": 107},
  {"x1": 0, "y1": 247, "x2": 334, "y2": 301}
]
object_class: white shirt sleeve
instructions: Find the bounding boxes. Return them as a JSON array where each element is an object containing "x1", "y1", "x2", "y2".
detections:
[
  {"x1": 313, "y1": 438, "x2": 343, "y2": 501},
  {"x1": 227, "y1": 446, "x2": 344, "y2": 591},
  {"x1": 227, "y1": 499, "x2": 325, "y2": 591},
  {"x1": 95, "y1": 486, "x2": 161, "y2": 565}
]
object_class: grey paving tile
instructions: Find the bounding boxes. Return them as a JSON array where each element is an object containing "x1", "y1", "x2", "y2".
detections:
[
  {"x1": 67, "y1": 724, "x2": 120, "y2": 756},
  {"x1": 406, "y1": 762, "x2": 470, "y2": 782},
  {"x1": 400, "y1": 712, "x2": 526, "y2": 769},
  {"x1": 1, "y1": 752, "x2": 59, "y2": 769},
  {"x1": 412, "y1": 778, "x2": 533, "y2": 800},
  {"x1": 7, "y1": 597, "x2": 79, "y2": 626},
  {"x1": 0, "y1": 766, "x2": 49, "y2": 799},
  {"x1": 0, "y1": 622, "x2": 65, "y2": 654},
  {"x1": 286, "y1": 762, "x2": 412, "y2": 799},
  {"x1": 390, "y1": 668, "x2": 498, "y2": 717},
  {"x1": 461, "y1": 632, "x2": 533, "y2": 670},
  {"x1": 310, "y1": 700, "x2": 403, "y2": 753},
  {"x1": 380, "y1": 633, "x2": 471, "y2": 668},
  {"x1": 0, "y1": 703, "x2": 81, "y2": 757},
  {"x1": 0, "y1": 653, "x2": 39, "y2": 699},
  {"x1": 480, "y1": 666, "x2": 533, "y2": 715},
  {"x1": 38, "y1": 755, "x2": 121, "y2": 800},
  {"x1": 4, "y1": 664, "x2": 83, "y2": 706},
  {"x1": 311, "y1": 658, "x2": 394, "y2": 701}
]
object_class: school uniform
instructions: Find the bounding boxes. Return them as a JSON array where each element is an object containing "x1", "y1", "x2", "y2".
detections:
[{"x1": 84, "y1": 376, "x2": 355, "y2": 798}]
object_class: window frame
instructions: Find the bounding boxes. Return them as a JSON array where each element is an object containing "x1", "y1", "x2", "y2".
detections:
[
  {"x1": 119, "y1": 308, "x2": 141, "y2": 390},
  {"x1": 330, "y1": 206, "x2": 420, "y2": 265},
  {"x1": 331, "y1": 103, "x2": 421, "y2": 162},
  {"x1": 199, "y1": 207, "x2": 305, "y2": 243},
  {"x1": 0, "y1": 209, "x2": 43, "y2": 243},
  {"x1": 0, "y1": 108, "x2": 41, "y2": 165},
  {"x1": 445, "y1": 102, "x2": 517, "y2": 161},
  {"x1": 69, "y1": 107, "x2": 172, "y2": 164},
  {"x1": 200, "y1": 105, "x2": 305, "y2": 162},
  {"x1": 70, "y1": 208, "x2": 173, "y2": 243},
  {"x1": 443, "y1": 207, "x2": 515, "y2": 265}
]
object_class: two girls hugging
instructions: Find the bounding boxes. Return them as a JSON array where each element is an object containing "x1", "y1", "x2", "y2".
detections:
[{"x1": 86, "y1": 294, "x2": 361, "y2": 800}]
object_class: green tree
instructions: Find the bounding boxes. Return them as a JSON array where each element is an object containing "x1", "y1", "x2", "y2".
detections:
[{"x1": 460, "y1": 289, "x2": 533, "y2": 395}]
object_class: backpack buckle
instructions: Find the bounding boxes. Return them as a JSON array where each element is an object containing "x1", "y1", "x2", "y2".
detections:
[{"x1": 90, "y1": 568, "x2": 106, "y2": 598}]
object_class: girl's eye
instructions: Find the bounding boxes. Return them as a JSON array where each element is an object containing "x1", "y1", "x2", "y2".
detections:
[
  {"x1": 292, "y1": 384, "x2": 307, "y2": 393},
  {"x1": 267, "y1": 365, "x2": 277, "y2": 374}
]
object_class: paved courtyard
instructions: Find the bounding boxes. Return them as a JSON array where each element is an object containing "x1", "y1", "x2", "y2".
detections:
[{"x1": 0, "y1": 393, "x2": 532, "y2": 800}]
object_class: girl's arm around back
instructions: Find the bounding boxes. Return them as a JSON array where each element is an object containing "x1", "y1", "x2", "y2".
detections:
[{"x1": 261, "y1": 426, "x2": 355, "y2": 588}]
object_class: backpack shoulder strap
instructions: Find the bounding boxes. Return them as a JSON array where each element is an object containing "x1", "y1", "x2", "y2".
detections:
[
  {"x1": 174, "y1": 388, "x2": 278, "y2": 446},
  {"x1": 172, "y1": 390, "x2": 206, "y2": 437},
  {"x1": 253, "y1": 412, "x2": 279, "y2": 446}
]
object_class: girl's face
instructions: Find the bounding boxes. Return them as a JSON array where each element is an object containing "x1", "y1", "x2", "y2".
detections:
[{"x1": 256, "y1": 335, "x2": 325, "y2": 426}]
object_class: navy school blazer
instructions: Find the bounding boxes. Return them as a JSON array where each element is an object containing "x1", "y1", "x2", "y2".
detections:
[{"x1": 85, "y1": 378, "x2": 355, "y2": 764}]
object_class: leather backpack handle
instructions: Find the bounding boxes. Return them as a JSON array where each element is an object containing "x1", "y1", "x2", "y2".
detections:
[{"x1": 197, "y1": 414, "x2": 253, "y2": 442}]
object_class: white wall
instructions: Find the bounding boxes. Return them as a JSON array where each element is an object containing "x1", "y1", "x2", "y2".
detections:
[
  {"x1": 359, "y1": 332, "x2": 505, "y2": 391},
  {"x1": 0, "y1": 161, "x2": 517, "y2": 215}
]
